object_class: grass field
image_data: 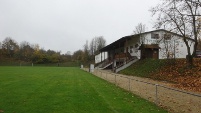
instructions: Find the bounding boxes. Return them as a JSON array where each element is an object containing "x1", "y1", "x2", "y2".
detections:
[
  {"x1": 0, "y1": 67, "x2": 167, "y2": 113},
  {"x1": 119, "y1": 59, "x2": 167, "y2": 77}
]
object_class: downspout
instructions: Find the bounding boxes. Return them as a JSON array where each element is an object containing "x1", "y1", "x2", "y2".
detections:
[
  {"x1": 119, "y1": 43, "x2": 120, "y2": 67},
  {"x1": 101, "y1": 52, "x2": 102, "y2": 62},
  {"x1": 113, "y1": 46, "x2": 115, "y2": 71},
  {"x1": 126, "y1": 39, "x2": 128, "y2": 63}
]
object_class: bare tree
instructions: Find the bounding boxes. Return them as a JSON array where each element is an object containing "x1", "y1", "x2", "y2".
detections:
[
  {"x1": 198, "y1": 38, "x2": 201, "y2": 49},
  {"x1": 150, "y1": 0, "x2": 201, "y2": 67},
  {"x1": 95, "y1": 36, "x2": 106, "y2": 54},
  {"x1": 89, "y1": 38, "x2": 95, "y2": 55},
  {"x1": 133, "y1": 23, "x2": 146, "y2": 34},
  {"x1": 132, "y1": 23, "x2": 148, "y2": 59},
  {"x1": 83, "y1": 40, "x2": 90, "y2": 62},
  {"x1": 89, "y1": 36, "x2": 106, "y2": 55},
  {"x1": 159, "y1": 33, "x2": 181, "y2": 59},
  {"x1": 133, "y1": 23, "x2": 147, "y2": 44}
]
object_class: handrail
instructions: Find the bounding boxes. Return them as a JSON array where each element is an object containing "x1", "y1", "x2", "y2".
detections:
[{"x1": 115, "y1": 56, "x2": 137, "y2": 69}]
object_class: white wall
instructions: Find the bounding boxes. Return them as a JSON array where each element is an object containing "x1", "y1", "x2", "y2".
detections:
[
  {"x1": 156, "y1": 31, "x2": 194, "y2": 59},
  {"x1": 95, "y1": 52, "x2": 108, "y2": 64},
  {"x1": 124, "y1": 30, "x2": 195, "y2": 59},
  {"x1": 124, "y1": 36, "x2": 141, "y2": 59}
]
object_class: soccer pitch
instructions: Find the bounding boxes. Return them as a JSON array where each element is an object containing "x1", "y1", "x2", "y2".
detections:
[{"x1": 0, "y1": 67, "x2": 167, "y2": 113}]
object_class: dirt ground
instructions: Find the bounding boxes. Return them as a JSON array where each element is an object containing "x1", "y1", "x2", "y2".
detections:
[{"x1": 87, "y1": 69, "x2": 201, "y2": 113}]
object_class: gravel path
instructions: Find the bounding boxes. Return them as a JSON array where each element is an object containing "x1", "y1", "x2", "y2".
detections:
[{"x1": 83, "y1": 68, "x2": 201, "y2": 113}]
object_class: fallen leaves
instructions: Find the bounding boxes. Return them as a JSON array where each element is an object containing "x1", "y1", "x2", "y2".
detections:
[{"x1": 150, "y1": 58, "x2": 201, "y2": 93}]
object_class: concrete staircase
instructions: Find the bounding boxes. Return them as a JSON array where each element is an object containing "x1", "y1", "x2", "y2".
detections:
[
  {"x1": 99, "y1": 61, "x2": 113, "y2": 69},
  {"x1": 95, "y1": 60, "x2": 113, "y2": 70},
  {"x1": 115, "y1": 58, "x2": 139, "y2": 73}
]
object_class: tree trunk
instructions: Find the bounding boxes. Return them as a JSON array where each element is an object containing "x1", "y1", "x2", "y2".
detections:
[
  {"x1": 183, "y1": 38, "x2": 194, "y2": 68},
  {"x1": 186, "y1": 55, "x2": 194, "y2": 68},
  {"x1": 140, "y1": 44, "x2": 145, "y2": 60}
]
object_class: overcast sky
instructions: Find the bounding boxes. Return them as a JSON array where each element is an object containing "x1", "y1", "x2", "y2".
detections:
[{"x1": 0, "y1": 0, "x2": 160, "y2": 54}]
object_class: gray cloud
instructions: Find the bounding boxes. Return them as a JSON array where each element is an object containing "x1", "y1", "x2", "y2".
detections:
[{"x1": 0, "y1": 0, "x2": 160, "y2": 54}]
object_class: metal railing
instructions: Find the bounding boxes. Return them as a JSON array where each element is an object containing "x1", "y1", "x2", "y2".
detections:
[{"x1": 82, "y1": 68, "x2": 201, "y2": 113}]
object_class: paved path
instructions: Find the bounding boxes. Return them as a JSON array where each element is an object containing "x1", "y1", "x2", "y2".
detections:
[{"x1": 83, "y1": 68, "x2": 201, "y2": 113}]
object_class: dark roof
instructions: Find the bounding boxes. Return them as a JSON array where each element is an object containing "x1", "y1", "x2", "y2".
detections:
[
  {"x1": 99, "y1": 34, "x2": 139, "y2": 51},
  {"x1": 99, "y1": 29, "x2": 194, "y2": 52}
]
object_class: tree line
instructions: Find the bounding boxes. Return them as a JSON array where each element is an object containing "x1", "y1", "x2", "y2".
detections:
[
  {"x1": 72, "y1": 36, "x2": 106, "y2": 65},
  {"x1": 0, "y1": 36, "x2": 106, "y2": 65},
  {"x1": 0, "y1": 37, "x2": 67, "y2": 64}
]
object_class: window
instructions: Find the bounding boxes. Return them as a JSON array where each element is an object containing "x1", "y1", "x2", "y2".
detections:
[
  {"x1": 164, "y1": 33, "x2": 171, "y2": 40},
  {"x1": 151, "y1": 33, "x2": 160, "y2": 39}
]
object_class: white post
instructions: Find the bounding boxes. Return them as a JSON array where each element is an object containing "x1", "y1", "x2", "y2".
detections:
[
  {"x1": 113, "y1": 60, "x2": 117, "y2": 72},
  {"x1": 155, "y1": 84, "x2": 158, "y2": 104},
  {"x1": 90, "y1": 64, "x2": 94, "y2": 73},
  {"x1": 100, "y1": 52, "x2": 102, "y2": 62},
  {"x1": 104, "y1": 52, "x2": 105, "y2": 61}
]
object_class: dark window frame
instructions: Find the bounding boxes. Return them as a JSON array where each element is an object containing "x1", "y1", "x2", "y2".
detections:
[{"x1": 151, "y1": 33, "x2": 160, "y2": 39}]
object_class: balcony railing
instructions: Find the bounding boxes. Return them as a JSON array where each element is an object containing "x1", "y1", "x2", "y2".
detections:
[
  {"x1": 114, "y1": 52, "x2": 133, "y2": 59},
  {"x1": 115, "y1": 53, "x2": 127, "y2": 59}
]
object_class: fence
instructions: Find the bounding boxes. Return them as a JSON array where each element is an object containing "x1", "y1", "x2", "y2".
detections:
[
  {"x1": 83, "y1": 68, "x2": 201, "y2": 113},
  {"x1": 0, "y1": 62, "x2": 80, "y2": 67}
]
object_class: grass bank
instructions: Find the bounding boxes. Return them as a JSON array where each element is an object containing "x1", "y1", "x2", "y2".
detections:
[
  {"x1": 119, "y1": 59, "x2": 168, "y2": 77},
  {"x1": 119, "y1": 58, "x2": 201, "y2": 92},
  {"x1": 0, "y1": 67, "x2": 167, "y2": 113}
]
